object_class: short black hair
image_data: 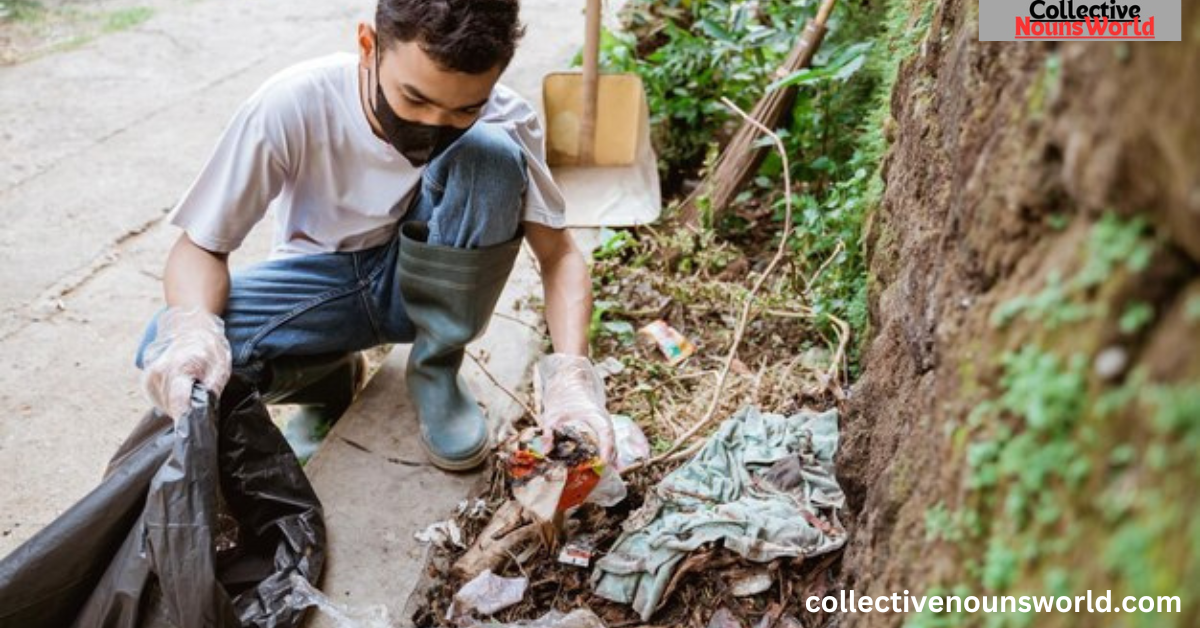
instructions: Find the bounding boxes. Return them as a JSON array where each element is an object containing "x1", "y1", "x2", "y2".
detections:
[{"x1": 375, "y1": 0, "x2": 525, "y2": 74}]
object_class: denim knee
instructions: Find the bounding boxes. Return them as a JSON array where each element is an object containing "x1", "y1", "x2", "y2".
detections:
[
  {"x1": 450, "y1": 124, "x2": 525, "y2": 180},
  {"x1": 417, "y1": 123, "x2": 526, "y2": 249}
]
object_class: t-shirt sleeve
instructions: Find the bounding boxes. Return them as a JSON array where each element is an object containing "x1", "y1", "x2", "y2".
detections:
[
  {"x1": 481, "y1": 88, "x2": 567, "y2": 229},
  {"x1": 169, "y1": 82, "x2": 297, "y2": 253}
]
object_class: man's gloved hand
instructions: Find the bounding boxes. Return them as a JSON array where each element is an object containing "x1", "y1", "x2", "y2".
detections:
[
  {"x1": 141, "y1": 306, "x2": 232, "y2": 420},
  {"x1": 537, "y1": 353, "x2": 616, "y2": 464}
]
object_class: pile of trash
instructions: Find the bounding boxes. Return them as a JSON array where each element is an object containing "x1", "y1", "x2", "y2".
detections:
[
  {"x1": 0, "y1": 358, "x2": 847, "y2": 628},
  {"x1": 593, "y1": 406, "x2": 845, "y2": 620},
  {"x1": 410, "y1": 391, "x2": 847, "y2": 628}
]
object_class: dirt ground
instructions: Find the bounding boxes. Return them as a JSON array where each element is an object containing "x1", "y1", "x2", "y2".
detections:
[{"x1": 838, "y1": 1, "x2": 1200, "y2": 624}]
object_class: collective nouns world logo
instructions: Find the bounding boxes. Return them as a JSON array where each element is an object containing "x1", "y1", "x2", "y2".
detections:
[{"x1": 979, "y1": 0, "x2": 1182, "y2": 41}]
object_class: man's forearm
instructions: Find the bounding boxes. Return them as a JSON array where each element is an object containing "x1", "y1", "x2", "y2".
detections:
[
  {"x1": 541, "y1": 249, "x2": 592, "y2": 356},
  {"x1": 164, "y1": 233, "x2": 232, "y2": 316}
]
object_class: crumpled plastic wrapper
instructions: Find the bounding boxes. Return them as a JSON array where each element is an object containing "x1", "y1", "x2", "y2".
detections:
[
  {"x1": 503, "y1": 355, "x2": 628, "y2": 520},
  {"x1": 446, "y1": 569, "x2": 529, "y2": 623},
  {"x1": 611, "y1": 414, "x2": 651, "y2": 471},
  {"x1": 504, "y1": 426, "x2": 620, "y2": 522}
]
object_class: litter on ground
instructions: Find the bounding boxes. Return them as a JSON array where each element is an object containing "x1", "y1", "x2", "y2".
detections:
[{"x1": 592, "y1": 406, "x2": 846, "y2": 619}]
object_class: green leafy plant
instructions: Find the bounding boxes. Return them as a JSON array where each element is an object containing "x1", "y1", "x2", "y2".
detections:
[
  {"x1": 0, "y1": 0, "x2": 44, "y2": 22},
  {"x1": 593, "y1": 228, "x2": 636, "y2": 261},
  {"x1": 600, "y1": 0, "x2": 861, "y2": 188},
  {"x1": 588, "y1": 299, "x2": 618, "y2": 343},
  {"x1": 102, "y1": 6, "x2": 153, "y2": 32},
  {"x1": 1185, "y1": 294, "x2": 1200, "y2": 322},
  {"x1": 583, "y1": 0, "x2": 888, "y2": 372},
  {"x1": 991, "y1": 212, "x2": 1156, "y2": 329},
  {"x1": 1119, "y1": 301, "x2": 1154, "y2": 335},
  {"x1": 768, "y1": 41, "x2": 873, "y2": 91}
]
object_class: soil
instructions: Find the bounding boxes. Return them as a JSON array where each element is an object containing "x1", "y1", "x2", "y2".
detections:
[{"x1": 836, "y1": 1, "x2": 1200, "y2": 625}]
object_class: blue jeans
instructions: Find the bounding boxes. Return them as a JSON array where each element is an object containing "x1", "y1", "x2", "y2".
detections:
[{"x1": 134, "y1": 122, "x2": 527, "y2": 380}]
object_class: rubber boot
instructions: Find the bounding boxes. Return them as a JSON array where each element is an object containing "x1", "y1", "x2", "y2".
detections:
[
  {"x1": 260, "y1": 351, "x2": 368, "y2": 462},
  {"x1": 397, "y1": 221, "x2": 522, "y2": 471}
]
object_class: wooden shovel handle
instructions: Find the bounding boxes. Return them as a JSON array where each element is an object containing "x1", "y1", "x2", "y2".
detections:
[
  {"x1": 816, "y1": 0, "x2": 837, "y2": 25},
  {"x1": 580, "y1": 0, "x2": 601, "y2": 165}
]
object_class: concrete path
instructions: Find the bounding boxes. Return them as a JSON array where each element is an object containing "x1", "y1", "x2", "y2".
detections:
[{"x1": 0, "y1": 0, "x2": 588, "y2": 621}]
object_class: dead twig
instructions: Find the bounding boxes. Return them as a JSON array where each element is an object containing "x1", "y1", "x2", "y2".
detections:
[
  {"x1": 625, "y1": 96, "x2": 796, "y2": 475},
  {"x1": 760, "y1": 307, "x2": 850, "y2": 389},
  {"x1": 669, "y1": 369, "x2": 720, "y2": 382},
  {"x1": 503, "y1": 546, "x2": 532, "y2": 581},
  {"x1": 492, "y1": 310, "x2": 546, "y2": 335},
  {"x1": 763, "y1": 307, "x2": 815, "y2": 318},
  {"x1": 662, "y1": 437, "x2": 704, "y2": 465},
  {"x1": 801, "y1": 240, "x2": 845, "y2": 296},
  {"x1": 466, "y1": 350, "x2": 538, "y2": 420},
  {"x1": 824, "y1": 313, "x2": 850, "y2": 386}
]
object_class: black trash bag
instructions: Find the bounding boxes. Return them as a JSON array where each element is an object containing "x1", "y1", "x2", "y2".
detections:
[{"x1": 0, "y1": 376, "x2": 326, "y2": 628}]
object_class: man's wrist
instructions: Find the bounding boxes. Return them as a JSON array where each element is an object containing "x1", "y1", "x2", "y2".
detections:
[{"x1": 550, "y1": 346, "x2": 589, "y2": 357}]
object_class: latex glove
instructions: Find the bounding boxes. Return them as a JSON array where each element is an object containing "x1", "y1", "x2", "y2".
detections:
[
  {"x1": 141, "y1": 306, "x2": 232, "y2": 419},
  {"x1": 537, "y1": 353, "x2": 616, "y2": 464}
]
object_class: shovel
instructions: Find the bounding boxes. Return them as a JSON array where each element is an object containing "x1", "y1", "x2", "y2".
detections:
[{"x1": 542, "y1": 0, "x2": 661, "y2": 226}]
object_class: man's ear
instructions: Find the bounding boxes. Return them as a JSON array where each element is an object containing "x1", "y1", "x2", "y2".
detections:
[{"x1": 356, "y1": 22, "x2": 376, "y2": 70}]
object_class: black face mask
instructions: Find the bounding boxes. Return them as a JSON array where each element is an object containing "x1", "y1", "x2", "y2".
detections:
[{"x1": 371, "y1": 46, "x2": 473, "y2": 166}]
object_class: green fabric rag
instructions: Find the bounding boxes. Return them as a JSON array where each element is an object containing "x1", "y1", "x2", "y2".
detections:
[{"x1": 591, "y1": 406, "x2": 845, "y2": 620}]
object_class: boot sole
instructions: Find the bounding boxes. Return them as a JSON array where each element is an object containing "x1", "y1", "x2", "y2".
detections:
[{"x1": 420, "y1": 434, "x2": 492, "y2": 472}]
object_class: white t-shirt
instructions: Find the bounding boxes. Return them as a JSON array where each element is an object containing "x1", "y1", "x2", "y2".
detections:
[{"x1": 171, "y1": 52, "x2": 566, "y2": 259}]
